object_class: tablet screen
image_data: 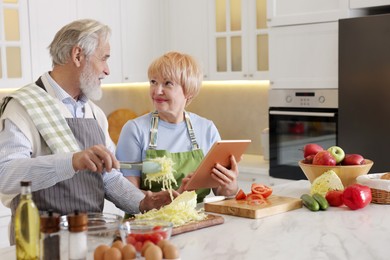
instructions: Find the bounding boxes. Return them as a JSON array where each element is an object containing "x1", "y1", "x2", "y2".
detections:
[{"x1": 185, "y1": 140, "x2": 251, "y2": 190}]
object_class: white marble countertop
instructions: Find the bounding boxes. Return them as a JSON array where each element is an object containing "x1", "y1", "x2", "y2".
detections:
[
  {"x1": 172, "y1": 180, "x2": 390, "y2": 260},
  {"x1": 238, "y1": 154, "x2": 269, "y2": 176},
  {"x1": 2, "y1": 180, "x2": 389, "y2": 260}
]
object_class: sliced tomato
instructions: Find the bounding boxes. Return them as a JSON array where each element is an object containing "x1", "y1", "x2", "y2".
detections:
[
  {"x1": 250, "y1": 183, "x2": 273, "y2": 198},
  {"x1": 246, "y1": 193, "x2": 267, "y2": 206},
  {"x1": 235, "y1": 189, "x2": 247, "y2": 200}
]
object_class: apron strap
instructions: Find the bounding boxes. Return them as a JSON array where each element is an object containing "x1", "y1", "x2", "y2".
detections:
[{"x1": 148, "y1": 111, "x2": 199, "y2": 150}]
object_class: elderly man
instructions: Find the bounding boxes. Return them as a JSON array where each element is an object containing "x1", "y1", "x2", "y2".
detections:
[{"x1": 0, "y1": 19, "x2": 176, "y2": 243}]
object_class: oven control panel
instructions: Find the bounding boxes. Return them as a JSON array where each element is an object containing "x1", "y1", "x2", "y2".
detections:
[{"x1": 269, "y1": 89, "x2": 338, "y2": 108}]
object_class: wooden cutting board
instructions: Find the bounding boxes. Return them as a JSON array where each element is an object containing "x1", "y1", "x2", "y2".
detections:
[
  {"x1": 171, "y1": 214, "x2": 224, "y2": 236},
  {"x1": 204, "y1": 195, "x2": 302, "y2": 219}
]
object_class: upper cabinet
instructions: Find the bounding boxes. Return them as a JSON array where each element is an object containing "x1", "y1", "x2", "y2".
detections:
[
  {"x1": 267, "y1": 0, "x2": 352, "y2": 26},
  {"x1": 269, "y1": 22, "x2": 339, "y2": 89},
  {"x1": 120, "y1": 0, "x2": 165, "y2": 83},
  {"x1": 0, "y1": 0, "x2": 31, "y2": 88},
  {"x1": 350, "y1": 0, "x2": 390, "y2": 9},
  {"x1": 267, "y1": 0, "x2": 367, "y2": 89},
  {"x1": 29, "y1": 0, "x2": 123, "y2": 84},
  {"x1": 165, "y1": 0, "x2": 210, "y2": 79},
  {"x1": 208, "y1": 0, "x2": 269, "y2": 80}
]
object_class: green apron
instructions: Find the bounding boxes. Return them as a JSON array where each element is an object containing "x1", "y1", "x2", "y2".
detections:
[{"x1": 141, "y1": 111, "x2": 210, "y2": 203}]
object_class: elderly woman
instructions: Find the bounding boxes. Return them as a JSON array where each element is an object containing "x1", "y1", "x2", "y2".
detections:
[{"x1": 116, "y1": 51, "x2": 239, "y2": 202}]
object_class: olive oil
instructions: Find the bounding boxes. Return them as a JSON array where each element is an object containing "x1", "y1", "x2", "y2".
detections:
[{"x1": 15, "y1": 181, "x2": 40, "y2": 260}]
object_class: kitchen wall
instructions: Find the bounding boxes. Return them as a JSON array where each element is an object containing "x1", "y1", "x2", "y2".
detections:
[
  {"x1": 0, "y1": 81, "x2": 270, "y2": 155},
  {"x1": 95, "y1": 81, "x2": 270, "y2": 155}
]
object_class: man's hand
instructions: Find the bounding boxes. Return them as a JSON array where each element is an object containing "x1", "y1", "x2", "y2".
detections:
[
  {"x1": 72, "y1": 144, "x2": 120, "y2": 173},
  {"x1": 139, "y1": 190, "x2": 179, "y2": 213}
]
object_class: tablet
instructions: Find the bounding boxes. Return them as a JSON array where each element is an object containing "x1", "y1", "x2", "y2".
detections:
[{"x1": 185, "y1": 140, "x2": 251, "y2": 190}]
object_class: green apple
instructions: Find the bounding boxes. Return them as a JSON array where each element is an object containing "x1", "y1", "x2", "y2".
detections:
[{"x1": 327, "y1": 146, "x2": 345, "y2": 164}]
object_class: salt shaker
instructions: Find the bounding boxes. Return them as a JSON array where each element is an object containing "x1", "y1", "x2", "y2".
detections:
[
  {"x1": 67, "y1": 210, "x2": 88, "y2": 260},
  {"x1": 40, "y1": 210, "x2": 60, "y2": 260}
]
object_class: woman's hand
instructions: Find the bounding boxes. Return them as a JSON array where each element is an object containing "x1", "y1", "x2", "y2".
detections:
[
  {"x1": 211, "y1": 155, "x2": 239, "y2": 197},
  {"x1": 176, "y1": 172, "x2": 195, "y2": 193}
]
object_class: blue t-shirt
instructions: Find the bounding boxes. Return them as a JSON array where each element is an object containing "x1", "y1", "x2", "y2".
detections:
[{"x1": 116, "y1": 112, "x2": 221, "y2": 177}]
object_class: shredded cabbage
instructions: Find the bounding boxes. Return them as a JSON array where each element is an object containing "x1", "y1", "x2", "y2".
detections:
[
  {"x1": 135, "y1": 191, "x2": 206, "y2": 227},
  {"x1": 144, "y1": 156, "x2": 177, "y2": 200}
]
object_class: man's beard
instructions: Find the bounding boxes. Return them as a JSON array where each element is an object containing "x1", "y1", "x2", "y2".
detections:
[{"x1": 79, "y1": 62, "x2": 103, "y2": 101}]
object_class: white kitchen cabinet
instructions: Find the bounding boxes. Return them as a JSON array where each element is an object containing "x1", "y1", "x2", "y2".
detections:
[
  {"x1": 76, "y1": 0, "x2": 123, "y2": 84},
  {"x1": 29, "y1": 0, "x2": 122, "y2": 84},
  {"x1": 268, "y1": 22, "x2": 338, "y2": 89},
  {"x1": 350, "y1": 0, "x2": 390, "y2": 8},
  {"x1": 208, "y1": 0, "x2": 269, "y2": 80},
  {"x1": 165, "y1": 0, "x2": 210, "y2": 79},
  {"x1": 267, "y1": 0, "x2": 358, "y2": 26},
  {"x1": 0, "y1": 0, "x2": 31, "y2": 88},
  {"x1": 28, "y1": 0, "x2": 77, "y2": 82},
  {"x1": 120, "y1": 0, "x2": 166, "y2": 83}
]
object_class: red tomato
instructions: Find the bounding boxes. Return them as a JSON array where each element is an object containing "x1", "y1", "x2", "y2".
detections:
[
  {"x1": 134, "y1": 241, "x2": 143, "y2": 252},
  {"x1": 251, "y1": 183, "x2": 273, "y2": 198},
  {"x1": 342, "y1": 184, "x2": 372, "y2": 210},
  {"x1": 325, "y1": 190, "x2": 344, "y2": 207},
  {"x1": 126, "y1": 235, "x2": 136, "y2": 245},
  {"x1": 246, "y1": 193, "x2": 267, "y2": 205},
  {"x1": 152, "y1": 226, "x2": 162, "y2": 231},
  {"x1": 235, "y1": 189, "x2": 247, "y2": 200}
]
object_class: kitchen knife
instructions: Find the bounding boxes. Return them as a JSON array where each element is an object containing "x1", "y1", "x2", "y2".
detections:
[
  {"x1": 119, "y1": 161, "x2": 161, "y2": 174},
  {"x1": 203, "y1": 195, "x2": 236, "y2": 203}
]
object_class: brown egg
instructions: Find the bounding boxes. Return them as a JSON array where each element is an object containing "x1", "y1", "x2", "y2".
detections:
[
  {"x1": 94, "y1": 244, "x2": 110, "y2": 260},
  {"x1": 157, "y1": 239, "x2": 171, "y2": 250},
  {"x1": 144, "y1": 244, "x2": 163, "y2": 260},
  {"x1": 163, "y1": 243, "x2": 180, "y2": 259},
  {"x1": 111, "y1": 240, "x2": 124, "y2": 251},
  {"x1": 103, "y1": 247, "x2": 122, "y2": 260},
  {"x1": 141, "y1": 240, "x2": 154, "y2": 256},
  {"x1": 121, "y1": 244, "x2": 136, "y2": 260}
]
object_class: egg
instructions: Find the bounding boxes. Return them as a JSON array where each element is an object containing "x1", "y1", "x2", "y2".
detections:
[
  {"x1": 141, "y1": 240, "x2": 154, "y2": 256},
  {"x1": 144, "y1": 244, "x2": 163, "y2": 260},
  {"x1": 121, "y1": 244, "x2": 136, "y2": 260},
  {"x1": 93, "y1": 244, "x2": 110, "y2": 260},
  {"x1": 111, "y1": 240, "x2": 124, "y2": 251},
  {"x1": 103, "y1": 247, "x2": 122, "y2": 260},
  {"x1": 157, "y1": 239, "x2": 170, "y2": 250},
  {"x1": 163, "y1": 243, "x2": 180, "y2": 259}
]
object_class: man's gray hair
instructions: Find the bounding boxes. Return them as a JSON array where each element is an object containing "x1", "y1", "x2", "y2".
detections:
[{"x1": 48, "y1": 19, "x2": 111, "y2": 67}]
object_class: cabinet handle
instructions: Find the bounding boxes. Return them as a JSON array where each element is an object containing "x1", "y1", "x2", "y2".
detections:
[
  {"x1": 249, "y1": 74, "x2": 253, "y2": 78},
  {"x1": 124, "y1": 77, "x2": 129, "y2": 80},
  {"x1": 243, "y1": 74, "x2": 247, "y2": 77}
]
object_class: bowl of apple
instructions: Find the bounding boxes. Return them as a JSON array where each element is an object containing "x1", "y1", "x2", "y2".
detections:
[{"x1": 298, "y1": 144, "x2": 374, "y2": 187}]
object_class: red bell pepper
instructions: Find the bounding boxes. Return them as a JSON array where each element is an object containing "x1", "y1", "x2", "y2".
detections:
[{"x1": 342, "y1": 184, "x2": 372, "y2": 210}]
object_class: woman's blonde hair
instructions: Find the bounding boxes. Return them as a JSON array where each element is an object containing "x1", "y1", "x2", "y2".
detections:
[{"x1": 148, "y1": 52, "x2": 203, "y2": 105}]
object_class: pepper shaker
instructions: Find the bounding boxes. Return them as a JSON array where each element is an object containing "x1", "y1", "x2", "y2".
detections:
[{"x1": 40, "y1": 210, "x2": 60, "y2": 260}]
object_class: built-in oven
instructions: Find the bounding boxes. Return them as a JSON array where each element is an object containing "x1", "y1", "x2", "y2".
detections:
[{"x1": 269, "y1": 89, "x2": 338, "y2": 180}]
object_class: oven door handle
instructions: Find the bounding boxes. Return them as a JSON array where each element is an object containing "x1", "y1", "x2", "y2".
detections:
[{"x1": 269, "y1": 111, "x2": 336, "y2": 117}]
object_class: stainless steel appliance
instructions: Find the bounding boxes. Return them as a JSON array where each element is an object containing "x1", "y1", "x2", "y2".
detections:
[
  {"x1": 269, "y1": 89, "x2": 338, "y2": 180},
  {"x1": 339, "y1": 13, "x2": 390, "y2": 173}
]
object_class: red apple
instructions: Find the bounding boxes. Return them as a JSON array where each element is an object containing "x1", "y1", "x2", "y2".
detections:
[
  {"x1": 303, "y1": 154, "x2": 315, "y2": 164},
  {"x1": 342, "y1": 154, "x2": 365, "y2": 165},
  {"x1": 312, "y1": 150, "x2": 337, "y2": 166},
  {"x1": 303, "y1": 143, "x2": 324, "y2": 158}
]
